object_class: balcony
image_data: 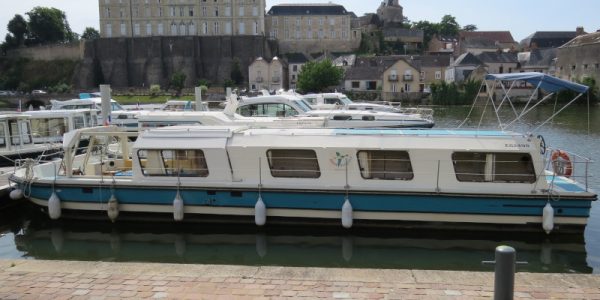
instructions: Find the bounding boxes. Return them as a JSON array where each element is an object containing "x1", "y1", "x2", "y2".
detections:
[
  {"x1": 388, "y1": 74, "x2": 398, "y2": 81},
  {"x1": 255, "y1": 77, "x2": 263, "y2": 83},
  {"x1": 272, "y1": 76, "x2": 280, "y2": 83},
  {"x1": 403, "y1": 74, "x2": 413, "y2": 82}
]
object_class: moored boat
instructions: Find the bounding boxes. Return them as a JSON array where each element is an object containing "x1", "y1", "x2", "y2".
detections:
[{"x1": 8, "y1": 125, "x2": 596, "y2": 233}]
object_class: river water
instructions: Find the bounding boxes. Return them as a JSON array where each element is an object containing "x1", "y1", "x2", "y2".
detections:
[{"x1": 0, "y1": 104, "x2": 599, "y2": 273}]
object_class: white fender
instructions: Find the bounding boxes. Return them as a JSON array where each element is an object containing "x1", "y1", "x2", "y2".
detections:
[
  {"x1": 342, "y1": 197, "x2": 353, "y2": 229},
  {"x1": 542, "y1": 202, "x2": 554, "y2": 234},
  {"x1": 255, "y1": 196, "x2": 266, "y2": 226},
  {"x1": 48, "y1": 192, "x2": 61, "y2": 220},
  {"x1": 173, "y1": 191, "x2": 184, "y2": 221},
  {"x1": 107, "y1": 194, "x2": 119, "y2": 222},
  {"x1": 9, "y1": 189, "x2": 23, "y2": 200}
]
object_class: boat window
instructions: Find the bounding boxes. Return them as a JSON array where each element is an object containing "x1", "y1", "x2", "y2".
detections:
[
  {"x1": 333, "y1": 115, "x2": 352, "y2": 120},
  {"x1": 292, "y1": 100, "x2": 312, "y2": 112},
  {"x1": 267, "y1": 149, "x2": 321, "y2": 178},
  {"x1": 303, "y1": 97, "x2": 316, "y2": 104},
  {"x1": 111, "y1": 102, "x2": 125, "y2": 111},
  {"x1": 31, "y1": 118, "x2": 67, "y2": 138},
  {"x1": 138, "y1": 149, "x2": 209, "y2": 177},
  {"x1": 324, "y1": 97, "x2": 342, "y2": 105},
  {"x1": 74, "y1": 116, "x2": 86, "y2": 129},
  {"x1": 8, "y1": 120, "x2": 31, "y2": 145},
  {"x1": 237, "y1": 103, "x2": 299, "y2": 117},
  {"x1": 339, "y1": 97, "x2": 352, "y2": 105},
  {"x1": 452, "y1": 152, "x2": 536, "y2": 183},
  {"x1": 0, "y1": 123, "x2": 5, "y2": 147},
  {"x1": 357, "y1": 150, "x2": 414, "y2": 180}
]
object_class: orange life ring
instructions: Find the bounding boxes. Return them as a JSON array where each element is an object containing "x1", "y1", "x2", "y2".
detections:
[{"x1": 551, "y1": 150, "x2": 573, "y2": 177}]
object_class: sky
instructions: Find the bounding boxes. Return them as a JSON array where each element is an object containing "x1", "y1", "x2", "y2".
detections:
[{"x1": 0, "y1": 0, "x2": 598, "y2": 42}]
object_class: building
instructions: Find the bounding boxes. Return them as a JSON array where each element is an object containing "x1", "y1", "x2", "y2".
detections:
[
  {"x1": 427, "y1": 35, "x2": 458, "y2": 55},
  {"x1": 445, "y1": 52, "x2": 485, "y2": 83},
  {"x1": 285, "y1": 53, "x2": 309, "y2": 90},
  {"x1": 476, "y1": 52, "x2": 519, "y2": 74},
  {"x1": 521, "y1": 27, "x2": 585, "y2": 50},
  {"x1": 344, "y1": 56, "x2": 398, "y2": 92},
  {"x1": 519, "y1": 48, "x2": 557, "y2": 74},
  {"x1": 381, "y1": 57, "x2": 421, "y2": 100},
  {"x1": 556, "y1": 31, "x2": 600, "y2": 83},
  {"x1": 457, "y1": 31, "x2": 517, "y2": 55},
  {"x1": 248, "y1": 57, "x2": 288, "y2": 91},
  {"x1": 265, "y1": 3, "x2": 360, "y2": 53},
  {"x1": 98, "y1": 0, "x2": 265, "y2": 38},
  {"x1": 418, "y1": 55, "x2": 452, "y2": 92},
  {"x1": 376, "y1": 0, "x2": 403, "y2": 25}
]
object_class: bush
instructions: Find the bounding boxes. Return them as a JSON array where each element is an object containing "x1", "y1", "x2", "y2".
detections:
[
  {"x1": 48, "y1": 82, "x2": 71, "y2": 93},
  {"x1": 149, "y1": 84, "x2": 161, "y2": 97},
  {"x1": 197, "y1": 79, "x2": 211, "y2": 88},
  {"x1": 430, "y1": 80, "x2": 481, "y2": 105}
]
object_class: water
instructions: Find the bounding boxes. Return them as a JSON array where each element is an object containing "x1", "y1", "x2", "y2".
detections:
[{"x1": 1, "y1": 104, "x2": 599, "y2": 273}]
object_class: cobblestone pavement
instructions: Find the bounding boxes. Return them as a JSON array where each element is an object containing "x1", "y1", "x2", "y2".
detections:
[{"x1": 0, "y1": 259, "x2": 599, "y2": 299}]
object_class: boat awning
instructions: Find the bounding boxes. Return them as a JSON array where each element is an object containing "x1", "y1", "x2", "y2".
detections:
[{"x1": 485, "y1": 72, "x2": 589, "y2": 94}]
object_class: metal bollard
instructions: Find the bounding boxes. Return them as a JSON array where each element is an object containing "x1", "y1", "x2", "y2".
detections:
[{"x1": 482, "y1": 245, "x2": 527, "y2": 300}]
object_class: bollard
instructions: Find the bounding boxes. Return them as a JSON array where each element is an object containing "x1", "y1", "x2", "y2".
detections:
[
  {"x1": 494, "y1": 245, "x2": 515, "y2": 300},
  {"x1": 482, "y1": 245, "x2": 527, "y2": 300}
]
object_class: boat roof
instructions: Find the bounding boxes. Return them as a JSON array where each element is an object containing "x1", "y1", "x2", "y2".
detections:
[{"x1": 485, "y1": 72, "x2": 589, "y2": 93}]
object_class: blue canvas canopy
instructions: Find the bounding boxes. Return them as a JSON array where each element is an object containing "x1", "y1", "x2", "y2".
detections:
[{"x1": 485, "y1": 72, "x2": 589, "y2": 94}]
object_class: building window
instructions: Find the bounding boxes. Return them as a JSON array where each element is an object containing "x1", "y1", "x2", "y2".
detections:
[
  {"x1": 120, "y1": 8, "x2": 125, "y2": 18},
  {"x1": 158, "y1": 23, "x2": 164, "y2": 35},
  {"x1": 366, "y1": 81, "x2": 377, "y2": 90},
  {"x1": 357, "y1": 151, "x2": 414, "y2": 180},
  {"x1": 202, "y1": 7, "x2": 207, "y2": 16},
  {"x1": 435, "y1": 71, "x2": 442, "y2": 80},
  {"x1": 189, "y1": 7, "x2": 194, "y2": 16},
  {"x1": 225, "y1": 22, "x2": 232, "y2": 34},
  {"x1": 584, "y1": 64, "x2": 588, "y2": 70},
  {"x1": 105, "y1": 24, "x2": 112, "y2": 37},
  {"x1": 120, "y1": 23, "x2": 127, "y2": 36},
  {"x1": 293, "y1": 65, "x2": 298, "y2": 72},
  {"x1": 239, "y1": 6, "x2": 244, "y2": 17},
  {"x1": 138, "y1": 150, "x2": 209, "y2": 177},
  {"x1": 189, "y1": 22, "x2": 196, "y2": 35},
  {"x1": 158, "y1": 7, "x2": 163, "y2": 17},
  {"x1": 170, "y1": 6, "x2": 175, "y2": 17},
  {"x1": 267, "y1": 149, "x2": 321, "y2": 179},
  {"x1": 214, "y1": 7, "x2": 218, "y2": 17},
  {"x1": 171, "y1": 22, "x2": 177, "y2": 35},
  {"x1": 225, "y1": 6, "x2": 231, "y2": 17},
  {"x1": 146, "y1": 7, "x2": 151, "y2": 17},
  {"x1": 214, "y1": 22, "x2": 219, "y2": 34},
  {"x1": 572, "y1": 65, "x2": 576, "y2": 70},
  {"x1": 134, "y1": 23, "x2": 140, "y2": 36},
  {"x1": 329, "y1": 18, "x2": 335, "y2": 26},
  {"x1": 351, "y1": 81, "x2": 359, "y2": 89},
  {"x1": 146, "y1": 22, "x2": 152, "y2": 35},
  {"x1": 254, "y1": 21, "x2": 258, "y2": 35},
  {"x1": 404, "y1": 83, "x2": 410, "y2": 92},
  {"x1": 202, "y1": 22, "x2": 208, "y2": 34},
  {"x1": 252, "y1": 6, "x2": 258, "y2": 16},
  {"x1": 452, "y1": 152, "x2": 535, "y2": 183},
  {"x1": 307, "y1": 18, "x2": 312, "y2": 26},
  {"x1": 239, "y1": 21, "x2": 245, "y2": 34},
  {"x1": 307, "y1": 30, "x2": 312, "y2": 39},
  {"x1": 105, "y1": 8, "x2": 111, "y2": 18}
]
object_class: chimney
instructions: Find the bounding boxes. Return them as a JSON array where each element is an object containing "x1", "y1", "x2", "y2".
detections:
[{"x1": 576, "y1": 26, "x2": 585, "y2": 36}]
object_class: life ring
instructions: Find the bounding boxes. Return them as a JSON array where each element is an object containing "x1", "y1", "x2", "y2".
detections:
[{"x1": 551, "y1": 150, "x2": 573, "y2": 177}]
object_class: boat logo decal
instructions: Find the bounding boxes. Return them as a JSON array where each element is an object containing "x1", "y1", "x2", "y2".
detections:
[{"x1": 330, "y1": 152, "x2": 351, "y2": 168}]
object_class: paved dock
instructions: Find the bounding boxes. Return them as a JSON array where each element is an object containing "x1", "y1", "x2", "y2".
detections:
[{"x1": 0, "y1": 259, "x2": 599, "y2": 299}]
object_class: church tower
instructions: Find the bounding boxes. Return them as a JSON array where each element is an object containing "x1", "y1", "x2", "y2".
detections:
[{"x1": 377, "y1": 0, "x2": 404, "y2": 26}]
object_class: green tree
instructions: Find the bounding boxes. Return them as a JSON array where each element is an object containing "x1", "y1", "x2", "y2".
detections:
[
  {"x1": 462, "y1": 24, "x2": 478, "y2": 32},
  {"x1": 439, "y1": 15, "x2": 460, "y2": 37},
  {"x1": 7, "y1": 14, "x2": 28, "y2": 47},
  {"x1": 26, "y1": 7, "x2": 75, "y2": 44},
  {"x1": 297, "y1": 59, "x2": 343, "y2": 93},
  {"x1": 412, "y1": 20, "x2": 440, "y2": 48},
  {"x1": 81, "y1": 27, "x2": 100, "y2": 40},
  {"x1": 230, "y1": 58, "x2": 244, "y2": 85},
  {"x1": 170, "y1": 71, "x2": 186, "y2": 96}
]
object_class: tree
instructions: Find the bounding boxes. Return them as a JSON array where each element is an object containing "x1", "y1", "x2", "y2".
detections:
[
  {"x1": 81, "y1": 27, "x2": 100, "y2": 40},
  {"x1": 7, "y1": 14, "x2": 28, "y2": 46},
  {"x1": 230, "y1": 58, "x2": 244, "y2": 85},
  {"x1": 170, "y1": 71, "x2": 186, "y2": 96},
  {"x1": 297, "y1": 59, "x2": 343, "y2": 93},
  {"x1": 462, "y1": 24, "x2": 478, "y2": 32},
  {"x1": 439, "y1": 15, "x2": 460, "y2": 37},
  {"x1": 412, "y1": 20, "x2": 440, "y2": 47},
  {"x1": 26, "y1": 7, "x2": 76, "y2": 44}
]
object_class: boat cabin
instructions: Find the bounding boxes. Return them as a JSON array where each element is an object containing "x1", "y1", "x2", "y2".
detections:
[{"x1": 0, "y1": 114, "x2": 33, "y2": 154}]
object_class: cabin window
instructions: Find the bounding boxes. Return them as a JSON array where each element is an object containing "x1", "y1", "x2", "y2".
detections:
[
  {"x1": 324, "y1": 97, "x2": 342, "y2": 105},
  {"x1": 9, "y1": 121, "x2": 32, "y2": 145},
  {"x1": 74, "y1": 116, "x2": 86, "y2": 129},
  {"x1": 31, "y1": 118, "x2": 67, "y2": 138},
  {"x1": 138, "y1": 149, "x2": 209, "y2": 177},
  {"x1": 357, "y1": 151, "x2": 414, "y2": 180},
  {"x1": 267, "y1": 149, "x2": 321, "y2": 178},
  {"x1": 0, "y1": 124, "x2": 5, "y2": 147},
  {"x1": 452, "y1": 152, "x2": 536, "y2": 183},
  {"x1": 237, "y1": 103, "x2": 299, "y2": 117}
]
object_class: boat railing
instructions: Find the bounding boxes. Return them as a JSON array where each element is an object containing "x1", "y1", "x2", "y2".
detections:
[{"x1": 543, "y1": 147, "x2": 594, "y2": 191}]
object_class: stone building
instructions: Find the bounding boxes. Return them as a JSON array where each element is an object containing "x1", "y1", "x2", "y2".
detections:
[
  {"x1": 457, "y1": 31, "x2": 517, "y2": 55},
  {"x1": 98, "y1": 0, "x2": 265, "y2": 38},
  {"x1": 248, "y1": 57, "x2": 288, "y2": 91},
  {"x1": 476, "y1": 52, "x2": 519, "y2": 74},
  {"x1": 521, "y1": 27, "x2": 585, "y2": 50},
  {"x1": 381, "y1": 58, "x2": 421, "y2": 99},
  {"x1": 265, "y1": 3, "x2": 361, "y2": 53},
  {"x1": 418, "y1": 55, "x2": 452, "y2": 92},
  {"x1": 286, "y1": 53, "x2": 309, "y2": 90},
  {"x1": 445, "y1": 52, "x2": 485, "y2": 83},
  {"x1": 376, "y1": 0, "x2": 403, "y2": 25},
  {"x1": 556, "y1": 31, "x2": 600, "y2": 83}
]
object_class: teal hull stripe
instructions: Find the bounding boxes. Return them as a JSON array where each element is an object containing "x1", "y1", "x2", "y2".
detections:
[{"x1": 28, "y1": 185, "x2": 592, "y2": 217}]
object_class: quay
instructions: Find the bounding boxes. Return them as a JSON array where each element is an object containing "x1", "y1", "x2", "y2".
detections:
[{"x1": 0, "y1": 259, "x2": 599, "y2": 299}]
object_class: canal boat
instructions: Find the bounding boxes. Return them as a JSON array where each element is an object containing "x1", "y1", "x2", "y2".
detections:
[
  {"x1": 0, "y1": 114, "x2": 62, "y2": 166},
  {"x1": 50, "y1": 97, "x2": 138, "y2": 130},
  {"x1": 8, "y1": 73, "x2": 596, "y2": 233}
]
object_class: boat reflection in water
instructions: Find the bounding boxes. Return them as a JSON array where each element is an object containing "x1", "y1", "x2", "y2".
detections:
[{"x1": 13, "y1": 218, "x2": 591, "y2": 273}]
